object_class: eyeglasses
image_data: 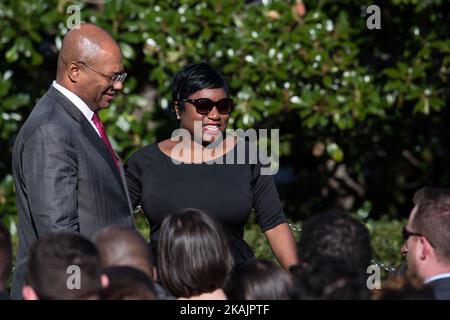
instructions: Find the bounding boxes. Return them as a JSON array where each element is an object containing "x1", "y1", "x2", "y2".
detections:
[
  {"x1": 179, "y1": 98, "x2": 233, "y2": 115},
  {"x1": 402, "y1": 226, "x2": 435, "y2": 247},
  {"x1": 77, "y1": 61, "x2": 127, "y2": 84}
]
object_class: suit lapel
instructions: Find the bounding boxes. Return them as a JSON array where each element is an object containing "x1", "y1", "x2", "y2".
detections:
[
  {"x1": 47, "y1": 86, "x2": 82, "y2": 122},
  {"x1": 80, "y1": 117, "x2": 125, "y2": 190},
  {"x1": 46, "y1": 86, "x2": 126, "y2": 193}
]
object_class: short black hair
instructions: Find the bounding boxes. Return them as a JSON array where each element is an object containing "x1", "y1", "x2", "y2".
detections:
[
  {"x1": 297, "y1": 210, "x2": 372, "y2": 274},
  {"x1": 27, "y1": 232, "x2": 102, "y2": 299},
  {"x1": 224, "y1": 258, "x2": 292, "y2": 300},
  {"x1": 290, "y1": 256, "x2": 371, "y2": 300},
  {"x1": 100, "y1": 266, "x2": 156, "y2": 300},
  {"x1": 412, "y1": 187, "x2": 450, "y2": 262},
  {"x1": 158, "y1": 208, "x2": 234, "y2": 298},
  {"x1": 171, "y1": 62, "x2": 230, "y2": 112},
  {"x1": 93, "y1": 225, "x2": 154, "y2": 279}
]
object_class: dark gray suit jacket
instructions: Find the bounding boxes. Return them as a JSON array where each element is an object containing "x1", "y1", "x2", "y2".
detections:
[
  {"x1": 429, "y1": 276, "x2": 450, "y2": 300},
  {"x1": 11, "y1": 86, "x2": 133, "y2": 299}
]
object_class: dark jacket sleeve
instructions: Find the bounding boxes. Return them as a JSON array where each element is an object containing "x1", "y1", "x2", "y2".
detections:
[{"x1": 22, "y1": 122, "x2": 79, "y2": 234}]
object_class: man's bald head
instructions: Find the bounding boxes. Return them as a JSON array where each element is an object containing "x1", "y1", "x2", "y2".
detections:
[
  {"x1": 57, "y1": 23, "x2": 121, "y2": 75},
  {"x1": 56, "y1": 23, "x2": 125, "y2": 111},
  {"x1": 94, "y1": 226, "x2": 154, "y2": 279}
]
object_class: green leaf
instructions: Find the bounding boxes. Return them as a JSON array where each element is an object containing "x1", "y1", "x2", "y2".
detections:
[
  {"x1": 119, "y1": 42, "x2": 135, "y2": 59},
  {"x1": 326, "y1": 142, "x2": 344, "y2": 162},
  {"x1": 383, "y1": 68, "x2": 401, "y2": 78},
  {"x1": 5, "y1": 46, "x2": 18, "y2": 63}
]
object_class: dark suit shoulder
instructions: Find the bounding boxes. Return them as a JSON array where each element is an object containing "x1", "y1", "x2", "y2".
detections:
[
  {"x1": 17, "y1": 91, "x2": 78, "y2": 141},
  {"x1": 20, "y1": 118, "x2": 76, "y2": 151},
  {"x1": 0, "y1": 291, "x2": 10, "y2": 300},
  {"x1": 429, "y1": 277, "x2": 450, "y2": 300}
]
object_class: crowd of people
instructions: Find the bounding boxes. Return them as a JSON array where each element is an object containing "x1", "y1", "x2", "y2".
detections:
[
  {"x1": 2, "y1": 186, "x2": 450, "y2": 300},
  {"x1": 1, "y1": 23, "x2": 449, "y2": 300}
]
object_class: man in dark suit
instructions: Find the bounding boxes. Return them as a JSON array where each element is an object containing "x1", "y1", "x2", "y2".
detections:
[
  {"x1": 11, "y1": 23, "x2": 133, "y2": 299},
  {"x1": 401, "y1": 187, "x2": 450, "y2": 300}
]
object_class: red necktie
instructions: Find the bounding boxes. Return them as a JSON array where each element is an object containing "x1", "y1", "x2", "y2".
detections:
[{"x1": 92, "y1": 112, "x2": 120, "y2": 172}]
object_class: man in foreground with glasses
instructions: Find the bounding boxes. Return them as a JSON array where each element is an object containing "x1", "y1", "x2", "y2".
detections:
[
  {"x1": 401, "y1": 187, "x2": 450, "y2": 299},
  {"x1": 11, "y1": 23, "x2": 133, "y2": 299}
]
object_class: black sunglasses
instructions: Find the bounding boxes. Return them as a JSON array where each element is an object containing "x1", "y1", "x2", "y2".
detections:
[
  {"x1": 402, "y1": 226, "x2": 435, "y2": 247},
  {"x1": 179, "y1": 98, "x2": 233, "y2": 115}
]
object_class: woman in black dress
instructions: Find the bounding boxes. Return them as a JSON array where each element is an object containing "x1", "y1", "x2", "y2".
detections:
[{"x1": 125, "y1": 63, "x2": 298, "y2": 269}]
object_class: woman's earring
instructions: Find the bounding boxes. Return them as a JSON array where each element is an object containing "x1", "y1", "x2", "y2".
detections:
[{"x1": 173, "y1": 101, "x2": 181, "y2": 120}]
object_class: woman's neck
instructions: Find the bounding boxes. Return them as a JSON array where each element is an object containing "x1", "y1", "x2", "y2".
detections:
[{"x1": 161, "y1": 134, "x2": 237, "y2": 163}]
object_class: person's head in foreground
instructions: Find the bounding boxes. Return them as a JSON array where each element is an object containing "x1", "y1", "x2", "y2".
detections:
[
  {"x1": 297, "y1": 209, "x2": 372, "y2": 275},
  {"x1": 289, "y1": 256, "x2": 371, "y2": 300},
  {"x1": 99, "y1": 265, "x2": 157, "y2": 300},
  {"x1": 93, "y1": 225, "x2": 155, "y2": 280},
  {"x1": 401, "y1": 187, "x2": 450, "y2": 299},
  {"x1": 292, "y1": 210, "x2": 372, "y2": 299},
  {"x1": 224, "y1": 258, "x2": 292, "y2": 300},
  {"x1": 22, "y1": 232, "x2": 103, "y2": 300},
  {"x1": 158, "y1": 208, "x2": 234, "y2": 299}
]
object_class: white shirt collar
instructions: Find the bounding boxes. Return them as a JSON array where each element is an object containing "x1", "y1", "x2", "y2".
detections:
[
  {"x1": 52, "y1": 81, "x2": 100, "y2": 136},
  {"x1": 52, "y1": 80, "x2": 95, "y2": 122},
  {"x1": 424, "y1": 273, "x2": 450, "y2": 284}
]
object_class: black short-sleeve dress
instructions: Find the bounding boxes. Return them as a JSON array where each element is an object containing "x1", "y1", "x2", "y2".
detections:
[{"x1": 124, "y1": 141, "x2": 287, "y2": 266}]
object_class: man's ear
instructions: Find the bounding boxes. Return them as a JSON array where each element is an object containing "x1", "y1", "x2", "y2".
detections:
[
  {"x1": 67, "y1": 61, "x2": 81, "y2": 82},
  {"x1": 101, "y1": 274, "x2": 109, "y2": 288},
  {"x1": 422, "y1": 236, "x2": 435, "y2": 260},
  {"x1": 418, "y1": 237, "x2": 432, "y2": 260},
  {"x1": 22, "y1": 285, "x2": 39, "y2": 300}
]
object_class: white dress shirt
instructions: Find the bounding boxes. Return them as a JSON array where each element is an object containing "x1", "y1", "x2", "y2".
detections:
[
  {"x1": 52, "y1": 81, "x2": 100, "y2": 136},
  {"x1": 425, "y1": 273, "x2": 450, "y2": 284}
]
